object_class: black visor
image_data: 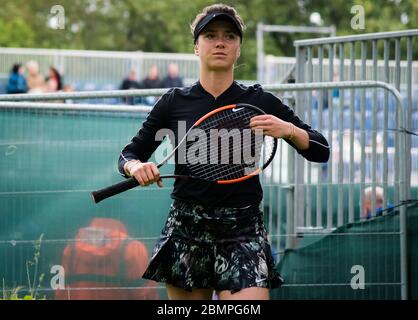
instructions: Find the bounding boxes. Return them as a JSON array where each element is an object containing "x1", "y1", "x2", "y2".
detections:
[{"x1": 193, "y1": 12, "x2": 243, "y2": 43}]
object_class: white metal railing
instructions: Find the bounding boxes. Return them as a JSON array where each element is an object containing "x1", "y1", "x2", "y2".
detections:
[
  {"x1": 0, "y1": 80, "x2": 410, "y2": 299},
  {"x1": 294, "y1": 29, "x2": 418, "y2": 300},
  {"x1": 264, "y1": 56, "x2": 418, "y2": 88},
  {"x1": 0, "y1": 47, "x2": 200, "y2": 89}
]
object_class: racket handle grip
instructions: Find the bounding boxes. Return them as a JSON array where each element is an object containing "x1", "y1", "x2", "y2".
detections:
[{"x1": 91, "y1": 177, "x2": 139, "y2": 203}]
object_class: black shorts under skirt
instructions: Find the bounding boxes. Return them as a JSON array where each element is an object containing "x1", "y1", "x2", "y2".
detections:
[{"x1": 142, "y1": 199, "x2": 283, "y2": 294}]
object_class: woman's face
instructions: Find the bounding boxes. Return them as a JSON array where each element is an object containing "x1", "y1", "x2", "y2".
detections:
[{"x1": 194, "y1": 20, "x2": 241, "y2": 72}]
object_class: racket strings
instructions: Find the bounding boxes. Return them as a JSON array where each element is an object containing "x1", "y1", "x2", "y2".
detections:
[
  {"x1": 186, "y1": 111, "x2": 262, "y2": 164},
  {"x1": 201, "y1": 107, "x2": 275, "y2": 161},
  {"x1": 191, "y1": 108, "x2": 257, "y2": 163},
  {"x1": 183, "y1": 107, "x2": 275, "y2": 181},
  {"x1": 190, "y1": 135, "x2": 275, "y2": 180},
  {"x1": 188, "y1": 108, "x2": 259, "y2": 162}
]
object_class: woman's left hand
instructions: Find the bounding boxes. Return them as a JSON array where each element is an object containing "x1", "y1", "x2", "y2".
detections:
[{"x1": 250, "y1": 114, "x2": 291, "y2": 139}]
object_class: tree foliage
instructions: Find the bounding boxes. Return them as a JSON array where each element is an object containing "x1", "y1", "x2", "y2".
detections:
[{"x1": 0, "y1": 0, "x2": 416, "y2": 79}]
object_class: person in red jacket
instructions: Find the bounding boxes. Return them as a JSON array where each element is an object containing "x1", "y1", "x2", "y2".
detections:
[{"x1": 55, "y1": 218, "x2": 158, "y2": 300}]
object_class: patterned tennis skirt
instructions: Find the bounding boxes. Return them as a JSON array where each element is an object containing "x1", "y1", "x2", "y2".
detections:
[{"x1": 142, "y1": 199, "x2": 283, "y2": 294}]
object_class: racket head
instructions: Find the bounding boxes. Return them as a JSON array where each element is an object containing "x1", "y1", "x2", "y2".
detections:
[{"x1": 183, "y1": 103, "x2": 278, "y2": 184}]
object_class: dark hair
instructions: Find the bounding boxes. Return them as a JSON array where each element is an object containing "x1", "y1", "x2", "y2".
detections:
[
  {"x1": 49, "y1": 66, "x2": 63, "y2": 91},
  {"x1": 11, "y1": 64, "x2": 22, "y2": 74},
  {"x1": 190, "y1": 4, "x2": 245, "y2": 39}
]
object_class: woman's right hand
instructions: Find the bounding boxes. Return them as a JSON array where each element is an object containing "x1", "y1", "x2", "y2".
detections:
[{"x1": 124, "y1": 160, "x2": 163, "y2": 187}]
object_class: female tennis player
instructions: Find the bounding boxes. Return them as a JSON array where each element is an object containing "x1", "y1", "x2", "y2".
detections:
[{"x1": 118, "y1": 4, "x2": 330, "y2": 300}]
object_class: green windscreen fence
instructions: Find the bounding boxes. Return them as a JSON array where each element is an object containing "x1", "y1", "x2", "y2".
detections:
[
  {"x1": 0, "y1": 107, "x2": 174, "y2": 299},
  {"x1": 272, "y1": 203, "x2": 418, "y2": 300},
  {"x1": 1, "y1": 106, "x2": 416, "y2": 299}
]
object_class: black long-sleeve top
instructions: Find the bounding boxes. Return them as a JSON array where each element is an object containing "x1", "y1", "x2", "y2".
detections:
[{"x1": 119, "y1": 81, "x2": 330, "y2": 207}]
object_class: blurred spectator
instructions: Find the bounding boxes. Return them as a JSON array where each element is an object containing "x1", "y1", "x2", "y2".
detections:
[
  {"x1": 120, "y1": 69, "x2": 142, "y2": 90},
  {"x1": 141, "y1": 65, "x2": 161, "y2": 105},
  {"x1": 161, "y1": 63, "x2": 183, "y2": 88},
  {"x1": 62, "y1": 84, "x2": 74, "y2": 92},
  {"x1": 26, "y1": 60, "x2": 45, "y2": 93},
  {"x1": 331, "y1": 71, "x2": 340, "y2": 101},
  {"x1": 363, "y1": 186, "x2": 394, "y2": 219},
  {"x1": 141, "y1": 65, "x2": 161, "y2": 89},
  {"x1": 120, "y1": 69, "x2": 142, "y2": 105},
  {"x1": 6, "y1": 64, "x2": 27, "y2": 94},
  {"x1": 314, "y1": 71, "x2": 340, "y2": 109},
  {"x1": 61, "y1": 84, "x2": 74, "y2": 103},
  {"x1": 55, "y1": 218, "x2": 158, "y2": 300},
  {"x1": 44, "y1": 66, "x2": 63, "y2": 92}
]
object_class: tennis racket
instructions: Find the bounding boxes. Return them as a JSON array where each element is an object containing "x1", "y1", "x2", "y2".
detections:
[{"x1": 92, "y1": 103, "x2": 277, "y2": 203}]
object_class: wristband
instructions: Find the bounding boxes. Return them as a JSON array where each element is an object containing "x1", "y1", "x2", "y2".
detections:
[{"x1": 125, "y1": 160, "x2": 140, "y2": 176}]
